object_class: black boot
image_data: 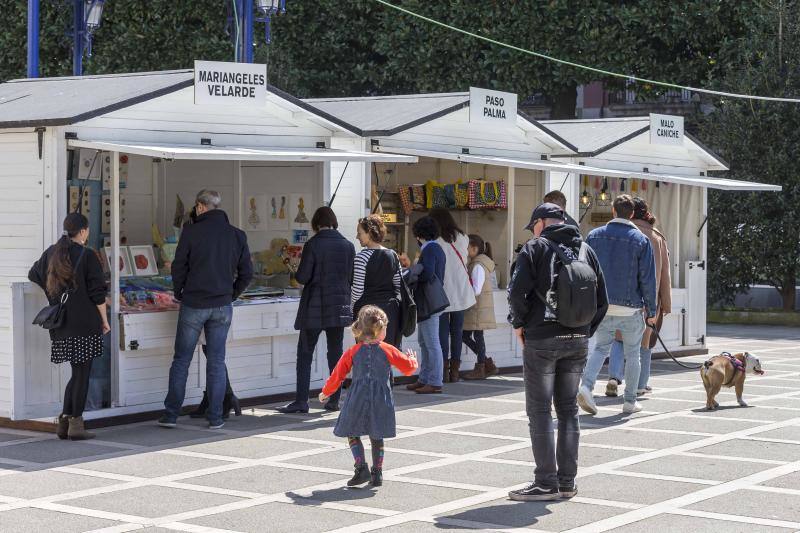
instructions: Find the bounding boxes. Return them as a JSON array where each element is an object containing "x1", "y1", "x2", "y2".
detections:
[
  {"x1": 190, "y1": 391, "x2": 209, "y2": 419},
  {"x1": 370, "y1": 467, "x2": 383, "y2": 487},
  {"x1": 347, "y1": 464, "x2": 371, "y2": 487}
]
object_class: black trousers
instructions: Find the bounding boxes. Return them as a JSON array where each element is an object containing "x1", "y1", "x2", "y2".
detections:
[
  {"x1": 63, "y1": 359, "x2": 94, "y2": 417},
  {"x1": 295, "y1": 327, "x2": 344, "y2": 405}
]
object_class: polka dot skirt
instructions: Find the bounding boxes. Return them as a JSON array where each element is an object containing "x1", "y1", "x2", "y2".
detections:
[{"x1": 51, "y1": 334, "x2": 104, "y2": 365}]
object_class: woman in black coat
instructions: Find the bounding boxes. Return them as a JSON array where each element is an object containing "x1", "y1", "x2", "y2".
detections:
[
  {"x1": 278, "y1": 207, "x2": 355, "y2": 413},
  {"x1": 29, "y1": 213, "x2": 109, "y2": 440}
]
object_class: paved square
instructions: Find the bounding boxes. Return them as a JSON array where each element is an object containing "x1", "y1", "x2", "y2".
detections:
[{"x1": 0, "y1": 324, "x2": 797, "y2": 532}]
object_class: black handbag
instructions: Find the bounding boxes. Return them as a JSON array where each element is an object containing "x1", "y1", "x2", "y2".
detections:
[
  {"x1": 397, "y1": 264, "x2": 417, "y2": 337},
  {"x1": 32, "y1": 247, "x2": 85, "y2": 330},
  {"x1": 415, "y1": 272, "x2": 450, "y2": 322}
]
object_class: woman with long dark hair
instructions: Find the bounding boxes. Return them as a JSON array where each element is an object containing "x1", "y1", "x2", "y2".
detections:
[
  {"x1": 428, "y1": 209, "x2": 476, "y2": 383},
  {"x1": 351, "y1": 215, "x2": 402, "y2": 348},
  {"x1": 29, "y1": 213, "x2": 109, "y2": 440}
]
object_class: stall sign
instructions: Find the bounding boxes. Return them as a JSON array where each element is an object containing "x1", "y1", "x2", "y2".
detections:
[
  {"x1": 650, "y1": 114, "x2": 684, "y2": 146},
  {"x1": 469, "y1": 87, "x2": 517, "y2": 126},
  {"x1": 379, "y1": 213, "x2": 398, "y2": 224},
  {"x1": 194, "y1": 60, "x2": 267, "y2": 107}
]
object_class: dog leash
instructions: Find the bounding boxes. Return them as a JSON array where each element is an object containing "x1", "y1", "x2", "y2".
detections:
[{"x1": 649, "y1": 324, "x2": 704, "y2": 370}]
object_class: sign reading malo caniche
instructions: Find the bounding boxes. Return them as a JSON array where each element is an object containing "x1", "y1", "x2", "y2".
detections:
[
  {"x1": 469, "y1": 87, "x2": 517, "y2": 126},
  {"x1": 650, "y1": 113, "x2": 684, "y2": 146},
  {"x1": 194, "y1": 60, "x2": 267, "y2": 106}
]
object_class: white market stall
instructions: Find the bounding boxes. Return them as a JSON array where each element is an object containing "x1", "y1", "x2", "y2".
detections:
[
  {"x1": 307, "y1": 93, "x2": 781, "y2": 371},
  {"x1": 0, "y1": 65, "x2": 413, "y2": 421}
]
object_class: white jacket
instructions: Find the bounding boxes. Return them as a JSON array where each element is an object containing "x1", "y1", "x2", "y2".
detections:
[{"x1": 437, "y1": 232, "x2": 477, "y2": 312}]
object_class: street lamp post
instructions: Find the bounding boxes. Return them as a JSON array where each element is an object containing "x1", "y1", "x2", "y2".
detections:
[{"x1": 74, "y1": 0, "x2": 106, "y2": 76}]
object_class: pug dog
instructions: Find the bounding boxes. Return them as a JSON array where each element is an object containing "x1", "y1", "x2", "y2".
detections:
[{"x1": 701, "y1": 352, "x2": 764, "y2": 411}]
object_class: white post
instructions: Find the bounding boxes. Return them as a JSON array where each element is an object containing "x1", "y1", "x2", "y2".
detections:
[
  {"x1": 507, "y1": 166, "x2": 516, "y2": 281},
  {"x1": 110, "y1": 151, "x2": 121, "y2": 407}
]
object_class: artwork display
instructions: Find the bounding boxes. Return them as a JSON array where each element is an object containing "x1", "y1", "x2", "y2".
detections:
[
  {"x1": 69, "y1": 186, "x2": 90, "y2": 216},
  {"x1": 290, "y1": 193, "x2": 311, "y2": 230},
  {"x1": 102, "y1": 152, "x2": 129, "y2": 190},
  {"x1": 244, "y1": 194, "x2": 268, "y2": 231},
  {"x1": 78, "y1": 148, "x2": 101, "y2": 181},
  {"x1": 268, "y1": 194, "x2": 289, "y2": 230},
  {"x1": 128, "y1": 245, "x2": 159, "y2": 276},
  {"x1": 103, "y1": 246, "x2": 133, "y2": 277}
]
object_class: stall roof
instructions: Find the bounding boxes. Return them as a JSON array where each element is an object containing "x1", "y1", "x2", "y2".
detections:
[
  {"x1": 305, "y1": 93, "x2": 577, "y2": 151},
  {"x1": 372, "y1": 145, "x2": 780, "y2": 192},
  {"x1": 68, "y1": 139, "x2": 417, "y2": 163},
  {"x1": 541, "y1": 117, "x2": 729, "y2": 169}
]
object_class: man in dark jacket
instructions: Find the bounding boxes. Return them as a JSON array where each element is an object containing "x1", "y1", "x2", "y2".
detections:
[
  {"x1": 507, "y1": 203, "x2": 608, "y2": 502},
  {"x1": 160, "y1": 189, "x2": 253, "y2": 430},
  {"x1": 543, "y1": 190, "x2": 580, "y2": 228},
  {"x1": 278, "y1": 206, "x2": 356, "y2": 413}
]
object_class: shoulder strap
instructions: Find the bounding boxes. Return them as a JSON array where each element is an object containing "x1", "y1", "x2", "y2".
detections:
[
  {"x1": 449, "y1": 242, "x2": 472, "y2": 282},
  {"x1": 577, "y1": 242, "x2": 588, "y2": 262},
  {"x1": 538, "y1": 237, "x2": 572, "y2": 265}
]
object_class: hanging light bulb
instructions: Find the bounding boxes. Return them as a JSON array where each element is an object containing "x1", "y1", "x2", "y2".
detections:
[{"x1": 580, "y1": 189, "x2": 591, "y2": 207}]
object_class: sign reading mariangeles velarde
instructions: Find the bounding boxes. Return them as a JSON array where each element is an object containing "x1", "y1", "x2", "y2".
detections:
[
  {"x1": 469, "y1": 87, "x2": 518, "y2": 126},
  {"x1": 194, "y1": 60, "x2": 267, "y2": 106},
  {"x1": 650, "y1": 113, "x2": 684, "y2": 146}
]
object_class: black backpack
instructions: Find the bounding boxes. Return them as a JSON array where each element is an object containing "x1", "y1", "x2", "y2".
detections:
[{"x1": 535, "y1": 238, "x2": 598, "y2": 328}]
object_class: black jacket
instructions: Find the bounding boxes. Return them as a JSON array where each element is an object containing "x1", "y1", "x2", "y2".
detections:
[
  {"x1": 171, "y1": 209, "x2": 253, "y2": 309},
  {"x1": 508, "y1": 224, "x2": 608, "y2": 340},
  {"x1": 29, "y1": 242, "x2": 107, "y2": 341},
  {"x1": 294, "y1": 229, "x2": 356, "y2": 330}
]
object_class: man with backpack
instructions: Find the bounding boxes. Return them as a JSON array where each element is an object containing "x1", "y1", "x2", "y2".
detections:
[
  {"x1": 508, "y1": 203, "x2": 608, "y2": 501},
  {"x1": 577, "y1": 194, "x2": 657, "y2": 416}
]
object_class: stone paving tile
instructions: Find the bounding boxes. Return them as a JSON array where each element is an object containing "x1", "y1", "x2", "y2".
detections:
[
  {"x1": 634, "y1": 416, "x2": 762, "y2": 434},
  {"x1": 688, "y1": 489, "x2": 800, "y2": 523},
  {"x1": 376, "y1": 520, "x2": 486, "y2": 532},
  {"x1": 458, "y1": 418, "x2": 532, "y2": 439},
  {"x1": 182, "y1": 464, "x2": 344, "y2": 494},
  {"x1": 394, "y1": 409, "x2": 485, "y2": 428},
  {"x1": 0, "y1": 469, "x2": 120, "y2": 499},
  {"x1": 209, "y1": 413, "x2": 306, "y2": 432},
  {"x1": 580, "y1": 428, "x2": 706, "y2": 449},
  {"x1": 693, "y1": 438, "x2": 800, "y2": 462},
  {"x1": 0, "y1": 507, "x2": 121, "y2": 532},
  {"x1": 432, "y1": 382, "x2": 519, "y2": 397},
  {"x1": 760, "y1": 470, "x2": 800, "y2": 489},
  {"x1": 59, "y1": 484, "x2": 242, "y2": 518},
  {"x1": 77, "y1": 450, "x2": 235, "y2": 478},
  {"x1": 94, "y1": 425, "x2": 224, "y2": 447},
  {"x1": 440, "y1": 498, "x2": 624, "y2": 531},
  {"x1": 0, "y1": 439, "x2": 121, "y2": 464},
  {"x1": 269, "y1": 423, "x2": 358, "y2": 444},
  {"x1": 748, "y1": 424, "x2": 800, "y2": 442},
  {"x1": 388, "y1": 432, "x2": 520, "y2": 454},
  {"x1": 294, "y1": 479, "x2": 480, "y2": 513},
  {"x1": 176, "y1": 435, "x2": 334, "y2": 460},
  {"x1": 612, "y1": 513, "x2": 794, "y2": 533},
  {"x1": 186, "y1": 501, "x2": 376, "y2": 532},
  {"x1": 423, "y1": 398, "x2": 526, "y2": 416},
  {"x1": 0, "y1": 432, "x2": 33, "y2": 444},
  {"x1": 633, "y1": 398, "x2": 704, "y2": 413},
  {"x1": 754, "y1": 397, "x2": 800, "y2": 409},
  {"x1": 577, "y1": 473, "x2": 708, "y2": 504},
  {"x1": 699, "y1": 406, "x2": 799, "y2": 421},
  {"x1": 277, "y1": 447, "x2": 440, "y2": 471},
  {"x1": 618, "y1": 454, "x2": 773, "y2": 482},
  {"x1": 408, "y1": 459, "x2": 529, "y2": 488}
]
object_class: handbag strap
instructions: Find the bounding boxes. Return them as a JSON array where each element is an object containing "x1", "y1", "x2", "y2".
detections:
[
  {"x1": 61, "y1": 246, "x2": 87, "y2": 299},
  {"x1": 449, "y1": 242, "x2": 472, "y2": 284}
]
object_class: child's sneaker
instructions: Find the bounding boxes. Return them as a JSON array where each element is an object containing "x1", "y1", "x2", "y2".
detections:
[
  {"x1": 508, "y1": 482, "x2": 560, "y2": 501},
  {"x1": 370, "y1": 467, "x2": 383, "y2": 487},
  {"x1": 347, "y1": 464, "x2": 371, "y2": 487}
]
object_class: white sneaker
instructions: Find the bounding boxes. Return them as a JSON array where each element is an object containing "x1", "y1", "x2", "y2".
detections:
[
  {"x1": 622, "y1": 401, "x2": 643, "y2": 414},
  {"x1": 577, "y1": 385, "x2": 597, "y2": 415}
]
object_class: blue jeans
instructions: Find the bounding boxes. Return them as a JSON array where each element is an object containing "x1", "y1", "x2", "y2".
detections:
[
  {"x1": 439, "y1": 310, "x2": 465, "y2": 363},
  {"x1": 582, "y1": 313, "x2": 645, "y2": 403},
  {"x1": 417, "y1": 313, "x2": 444, "y2": 387},
  {"x1": 164, "y1": 304, "x2": 232, "y2": 423},
  {"x1": 608, "y1": 341, "x2": 652, "y2": 390}
]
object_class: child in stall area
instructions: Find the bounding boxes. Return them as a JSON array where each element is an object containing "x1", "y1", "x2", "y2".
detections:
[
  {"x1": 319, "y1": 306, "x2": 418, "y2": 487},
  {"x1": 462, "y1": 234, "x2": 499, "y2": 380}
]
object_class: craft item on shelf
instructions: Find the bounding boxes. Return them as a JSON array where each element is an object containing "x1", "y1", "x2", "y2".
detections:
[
  {"x1": 594, "y1": 176, "x2": 601, "y2": 190},
  {"x1": 173, "y1": 194, "x2": 185, "y2": 233},
  {"x1": 118, "y1": 276, "x2": 179, "y2": 313},
  {"x1": 128, "y1": 245, "x2": 159, "y2": 276},
  {"x1": 282, "y1": 244, "x2": 304, "y2": 287},
  {"x1": 68, "y1": 186, "x2": 91, "y2": 216},
  {"x1": 151, "y1": 225, "x2": 165, "y2": 248},
  {"x1": 409, "y1": 184, "x2": 426, "y2": 211},
  {"x1": 244, "y1": 194, "x2": 267, "y2": 231},
  {"x1": 398, "y1": 187, "x2": 413, "y2": 215},
  {"x1": 103, "y1": 246, "x2": 133, "y2": 276},
  {"x1": 292, "y1": 230, "x2": 310, "y2": 244},
  {"x1": 454, "y1": 181, "x2": 469, "y2": 209},
  {"x1": 290, "y1": 193, "x2": 311, "y2": 230},
  {"x1": 78, "y1": 148, "x2": 101, "y2": 181},
  {"x1": 631, "y1": 179, "x2": 639, "y2": 193},
  {"x1": 255, "y1": 238, "x2": 291, "y2": 275},
  {"x1": 425, "y1": 180, "x2": 448, "y2": 209},
  {"x1": 371, "y1": 188, "x2": 384, "y2": 215},
  {"x1": 467, "y1": 179, "x2": 507, "y2": 210},
  {"x1": 268, "y1": 194, "x2": 289, "y2": 230},
  {"x1": 641, "y1": 179, "x2": 648, "y2": 191}
]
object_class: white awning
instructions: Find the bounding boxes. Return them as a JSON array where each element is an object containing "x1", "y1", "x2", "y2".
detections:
[
  {"x1": 68, "y1": 139, "x2": 417, "y2": 163},
  {"x1": 372, "y1": 145, "x2": 780, "y2": 192}
]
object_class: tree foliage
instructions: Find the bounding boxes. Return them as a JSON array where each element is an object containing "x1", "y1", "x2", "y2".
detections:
[{"x1": 702, "y1": 3, "x2": 800, "y2": 311}]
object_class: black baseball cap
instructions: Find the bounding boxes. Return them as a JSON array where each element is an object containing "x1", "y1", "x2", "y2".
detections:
[{"x1": 524, "y1": 202, "x2": 565, "y2": 230}]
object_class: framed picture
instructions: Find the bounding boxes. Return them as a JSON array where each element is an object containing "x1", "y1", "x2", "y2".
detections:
[
  {"x1": 103, "y1": 246, "x2": 133, "y2": 277},
  {"x1": 243, "y1": 194, "x2": 268, "y2": 231},
  {"x1": 290, "y1": 193, "x2": 311, "y2": 230},
  {"x1": 268, "y1": 194, "x2": 289, "y2": 230},
  {"x1": 128, "y1": 245, "x2": 159, "y2": 276}
]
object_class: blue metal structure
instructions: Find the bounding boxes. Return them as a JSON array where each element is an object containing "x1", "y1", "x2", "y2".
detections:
[
  {"x1": 27, "y1": 0, "x2": 40, "y2": 78},
  {"x1": 233, "y1": 0, "x2": 287, "y2": 63}
]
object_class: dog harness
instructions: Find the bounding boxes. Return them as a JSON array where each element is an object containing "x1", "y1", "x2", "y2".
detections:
[{"x1": 720, "y1": 352, "x2": 745, "y2": 386}]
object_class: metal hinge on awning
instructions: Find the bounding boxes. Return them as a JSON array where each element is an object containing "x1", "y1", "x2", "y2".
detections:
[{"x1": 35, "y1": 127, "x2": 45, "y2": 159}]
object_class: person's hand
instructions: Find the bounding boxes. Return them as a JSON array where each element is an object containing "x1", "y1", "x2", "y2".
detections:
[
  {"x1": 399, "y1": 253, "x2": 411, "y2": 268},
  {"x1": 514, "y1": 327, "x2": 525, "y2": 347},
  {"x1": 101, "y1": 321, "x2": 111, "y2": 335},
  {"x1": 406, "y1": 349, "x2": 418, "y2": 366},
  {"x1": 318, "y1": 392, "x2": 329, "y2": 403},
  {"x1": 646, "y1": 316, "x2": 657, "y2": 326}
]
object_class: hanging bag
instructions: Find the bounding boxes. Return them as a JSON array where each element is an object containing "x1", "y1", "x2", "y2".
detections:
[
  {"x1": 395, "y1": 252, "x2": 417, "y2": 337},
  {"x1": 32, "y1": 247, "x2": 86, "y2": 330}
]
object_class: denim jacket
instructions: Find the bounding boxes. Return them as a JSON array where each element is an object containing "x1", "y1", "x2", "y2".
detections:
[{"x1": 586, "y1": 219, "x2": 657, "y2": 317}]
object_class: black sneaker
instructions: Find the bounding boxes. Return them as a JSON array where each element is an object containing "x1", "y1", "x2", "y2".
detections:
[
  {"x1": 370, "y1": 467, "x2": 383, "y2": 487},
  {"x1": 157, "y1": 415, "x2": 177, "y2": 428},
  {"x1": 559, "y1": 484, "x2": 578, "y2": 499},
  {"x1": 347, "y1": 464, "x2": 371, "y2": 487},
  {"x1": 508, "y1": 482, "x2": 560, "y2": 501}
]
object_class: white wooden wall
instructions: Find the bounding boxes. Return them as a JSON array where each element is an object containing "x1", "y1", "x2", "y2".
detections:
[{"x1": 328, "y1": 137, "x2": 367, "y2": 247}]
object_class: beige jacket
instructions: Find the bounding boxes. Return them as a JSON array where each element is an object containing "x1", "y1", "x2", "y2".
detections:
[
  {"x1": 463, "y1": 254, "x2": 497, "y2": 331},
  {"x1": 635, "y1": 219, "x2": 672, "y2": 347}
]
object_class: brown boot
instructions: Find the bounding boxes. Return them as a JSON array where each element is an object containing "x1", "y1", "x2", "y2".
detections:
[
  {"x1": 67, "y1": 416, "x2": 95, "y2": 441},
  {"x1": 443, "y1": 360, "x2": 451, "y2": 383},
  {"x1": 406, "y1": 381, "x2": 424, "y2": 391},
  {"x1": 485, "y1": 357, "x2": 499, "y2": 376},
  {"x1": 415, "y1": 384, "x2": 442, "y2": 394},
  {"x1": 56, "y1": 414, "x2": 69, "y2": 440},
  {"x1": 450, "y1": 360, "x2": 461, "y2": 383},
  {"x1": 463, "y1": 363, "x2": 487, "y2": 380}
]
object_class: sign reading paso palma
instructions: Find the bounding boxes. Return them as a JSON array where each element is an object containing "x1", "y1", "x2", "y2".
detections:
[
  {"x1": 650, "y1": 113, "x2": 684, "y2": 146},
  {"x1": 194, "y1": 60, "x2": 267, "y2": 106},
  {"x1": 469, "y1": 87, "x2": 518, "y2": 126}
]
